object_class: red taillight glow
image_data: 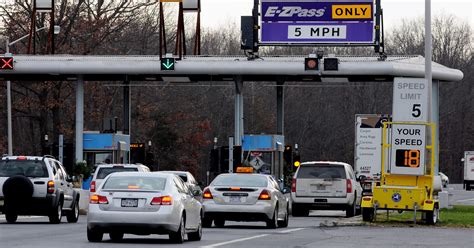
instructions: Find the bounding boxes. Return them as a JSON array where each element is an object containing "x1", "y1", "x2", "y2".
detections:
[
  {"x1": 151, "y1": 196, "x2": 173, "y2": 205},
  {"x1": 258, "y1": 190, "x2": 271, "y2": 200},
  {"x1": 203, "y1": 188, "x2": 213, "y2": 199},
  {"x1": 291, "y1": 178, "x2": 296, "y2": 193},
  {"x1": 90, "y1": 195, "x2": 109, "y2": 204},
  {"x1": 346, "y1": 179, "x2": 352, "y2": 193},
  {"x1": 90, "y1": 181, "x2": 96, "y2": 193},
  {"x1": 47, "y1": 180, "x2": 55, "y2": 194},
  {"x1": 17, "y1": 156, "x2": 27, "y2": 160}
]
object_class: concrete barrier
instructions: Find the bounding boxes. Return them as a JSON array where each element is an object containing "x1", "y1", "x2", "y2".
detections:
[{"x1": 77, "y1": 189, "x2": 89, "y2": 215}]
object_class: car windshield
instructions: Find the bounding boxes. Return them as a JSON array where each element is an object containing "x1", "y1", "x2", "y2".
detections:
[
  {"x1": 102, "y1": 176, "x2": 166, "y2": 191},
  {"x1": 212, "y1": 175, "x2": 268, "y2": 187},
  {"x1": 298, "y1": 165, "x2": 346, "y2": 179},
  {"x1": 0, "y1": 160, "x2": 48, "y2": 177},
  {"x1": 96, "y1": 167, "x2": 138, "y2": 179}
]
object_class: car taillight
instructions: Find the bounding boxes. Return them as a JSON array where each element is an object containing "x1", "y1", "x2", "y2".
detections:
[
  {"x1": 90, "y1": 181, "x2": 96, "y2": 193},
  {"x1": 17, "y1": 156, "x2": 27, "y2": 160},
  {"x1": 291, "y1": 178, "x2": 296, "y2": 193},
  {"x1": 258, "y1": 189, "x2": 271, "y2": 200},
  {"x1": 47, "y1": 180, "x2": 55, "y2": 194},
  {"x1": 346, "y1": 179, "x2": 352, "y2": 193},
  {"x1": 203, "y1": 188, "x2": 213, "y2": 199},
  {"x1": 90, "y1": 195, "x2": 109, "y2": 204},
  {"x1": 151, "y1": 196, "x2": 173, "y2": 205}
]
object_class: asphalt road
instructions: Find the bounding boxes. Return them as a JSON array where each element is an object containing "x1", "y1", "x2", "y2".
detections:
[{"x1": 1, "y1": 210, "x2": 472, "y2": 248}]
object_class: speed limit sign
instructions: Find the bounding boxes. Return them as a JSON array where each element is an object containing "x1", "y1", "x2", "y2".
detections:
[{"x1": 392, "y1": 78, "x2": 429, "y2": 122}]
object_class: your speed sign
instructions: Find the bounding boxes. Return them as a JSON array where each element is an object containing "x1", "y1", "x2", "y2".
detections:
[{"x1": 392, "y1": 78, "x2": 429, "y2": 122}]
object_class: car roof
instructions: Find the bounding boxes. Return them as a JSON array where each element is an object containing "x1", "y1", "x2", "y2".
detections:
[
  {"x1": 107, "y1": 172, "x2": 171, "y2": 178},
  {"x1": 158, "y1": 171, "x2": 189, "y2": 176},
  {"x1": 1, "y1": 156, "x2": 53, "y2": 161},
  {"x1": 95, "y1": 164, "x2": 142, "y2": 168},
  {"x1": 216, "y1": 173, "x2": 270, "y2": 178},
  {"x1": 301, "y1": 161, "x2": 351, "y2": 167}
]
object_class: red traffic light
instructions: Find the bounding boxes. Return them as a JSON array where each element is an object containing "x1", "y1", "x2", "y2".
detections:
[
  {"x1": 0, "y1": 57, "x2": 13, "y2": 70},
  {"x1": 305, "y1": 58, "x2": 318, "y2": 71}
]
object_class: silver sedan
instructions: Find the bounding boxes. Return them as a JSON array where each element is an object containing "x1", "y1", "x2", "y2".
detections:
[
  {"x1": 87, "y1": 172, "x2": 202, "y2": 243},
  {"x1": 202, "y1": 173, "x2": 289, "y2": 228}
]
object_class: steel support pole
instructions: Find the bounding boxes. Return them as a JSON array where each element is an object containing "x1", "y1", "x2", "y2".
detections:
[
  {"x1": 425, "y1": 0, "x2": 435, "y2": 173},
  {"x1": 433, "y1": 80, "x2": 439, "y2": 174},
  {"x1": 276, "y1": 79, "x2": 285, "y2": 135},
  {"x1": 59, "y1": 134, "x2": 64, "y2": 164},
  {"x1": 234, "y1": 76, "x2": 244, "y2": 146},
  {"x1": 75, "y1": 75, "x2": 84, "y2": 162},
  {"x1": 123, "y1": 80, "x2": 130, "y2": 135},
  {"x1": 6, "y1": 40, "x2": 12, "y2": 156}
]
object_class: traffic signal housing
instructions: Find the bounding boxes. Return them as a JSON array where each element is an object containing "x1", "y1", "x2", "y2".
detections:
[
  {"x1": 305, "y1": 58, "x2": 319, "y2": 71},
  {"x1": 293, "y1": 152, "x2": 301, "y2": 168}
]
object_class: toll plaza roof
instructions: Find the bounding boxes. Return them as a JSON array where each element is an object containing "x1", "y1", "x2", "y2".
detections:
[{"x1": 0, "y1": 55, "x2": 464, "y2": 82}]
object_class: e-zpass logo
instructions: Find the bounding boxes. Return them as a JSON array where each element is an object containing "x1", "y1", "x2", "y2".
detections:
[{"x1": 264, "y1": 6, "x2": 326, "y2": 18}]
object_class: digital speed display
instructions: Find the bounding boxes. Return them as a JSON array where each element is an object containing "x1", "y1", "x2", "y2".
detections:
[{"x1": 395, "y1": 149, "x2": 421, "y2": 168}]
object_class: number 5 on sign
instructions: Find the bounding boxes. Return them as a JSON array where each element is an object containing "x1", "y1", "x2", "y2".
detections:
[{"x1": 392, "y1": 78, "x2": 429, "y2": 122}]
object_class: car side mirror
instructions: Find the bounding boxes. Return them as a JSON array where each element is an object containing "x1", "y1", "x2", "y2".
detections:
[
  {"x1": 66, "y1": 175, "x2": 74, "y2": 183},
  {"x1": 192, "y1": 189, "x2": 202, "y2": 197}
]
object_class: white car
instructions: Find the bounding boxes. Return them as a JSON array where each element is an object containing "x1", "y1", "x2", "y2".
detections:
[
  {"x1": 159, "y1": 171, "x2": 203, "y2": 201},
  {"x1": 90, "y1": 164, "x2": 150, "y2": 193},
  {"x1": 202, "y1": 172, "x2": 289, "y2": 229},
  {"x1": 291, "y1": 161, "x2": 363, "y2": 217},
  {"x1": 87, "y1": 172, "x2": 202, "y2": 243}
]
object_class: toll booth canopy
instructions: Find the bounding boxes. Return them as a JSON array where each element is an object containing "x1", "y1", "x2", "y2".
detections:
[{"x1": 83, "y1": 132, "x2": 130, "y2": 167}]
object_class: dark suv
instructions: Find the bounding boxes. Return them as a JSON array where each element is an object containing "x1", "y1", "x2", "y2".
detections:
[{"x1": 0, "y1": 156, "x2": 80, "y2": 224}]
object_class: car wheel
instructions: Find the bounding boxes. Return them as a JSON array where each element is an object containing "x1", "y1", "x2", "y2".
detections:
[
  {"x1": 277, "y1": 205, "x2": 289, "y2": 228},
  {"x1": 87, "y1": 228, "x2": 103, "y2": 242},
  {"x1": 5, "y1": 211, "x2": 18, "y2": 224},
  {"x1": 266, "y1": 206, "x2": 278, "y2": 229},
  {"x1": 425, "y1": 205, "x2": 439, "y2": 225},
  {"x1": 188, "y1": 216, "x2": 202, "y2": 241},
  {"x1": 202, "y1": 216, "x2": 213, "y2": 228},
  {"x1": 66, "y1": 199, "x2": 80, "y2": 223},
  {"x1": 49, "y1": 200, "x2": 63, "y2": 224},
  {"x1": 467, "y1": 183, "x2": 472, "y2": 191},
  {"x1": 214, "y1": 218, "x2": 225, "y2": 228},
  {"x1": 169, "y1": 215, "x2": 185, "y2": 243},
  {"x1": 346, "y1": 196, "x2": 357, "y2": 218},
  {"x1": 291, "y1": 203, "x2": 306, "y2": 217},
  {"x1": 109, "y1": 232, "x2": 124, "y2": 242},
  {"x1": 362, "y1": 208, "x2": 374, "y2": 222}
]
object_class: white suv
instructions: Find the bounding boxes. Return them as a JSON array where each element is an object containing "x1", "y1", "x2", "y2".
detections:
[
  {"x1": 291, "y1": 161, "x2": 362, "y2": 217},
  {"x1": 0, "y1": 155, "x2": 80, "y2": 223},
  {"x1": 90, "y1": 164, "x2": 150, "y2": 193}
]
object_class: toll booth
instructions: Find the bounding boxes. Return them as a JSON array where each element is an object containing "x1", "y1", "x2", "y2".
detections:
[
  {"x1": 83, "y1": 132, "x2": 130, "y2": 167},
  {"x1": 242, "y1": 135, "x2": 285, "y2": 180}
]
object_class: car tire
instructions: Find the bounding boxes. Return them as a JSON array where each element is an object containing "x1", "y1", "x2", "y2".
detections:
[
  {"x1": 87, "y1": 228, "x2": 103, "y2": 242},
  {"x1": 277, "y1": 205, "x2": 289, "y2": 228},
  {"x1": 66, "y1": 199, "x2": 80, "y2": 223},
  {"x1": 292, "y1": 203, "x2": 310, "y2": 217},
  {"x1": 362, "y1": 208, "x2": 375, "y2": 222},
  {"x1": 109, "y1": 232, "x2": 124, "y2": 242},
  {"x1": 202, "y1": 216, "x2": 213, "y2": 228},
  {"x1": 188, "y1": 216, "x2": 202, "y2": 241},
  {"x1": 3, "y1": 175, "x2": 34, "y2": 212},
  {"x1": 266, "y1": 207, "x2": 278, "y2": 229},
  {"x1": 169, "y1": 215, "x2": 185, "y2": 244},
  {"x1": 425, "y1": 205, "x2": 439, "y2": 225},
  {"x1": 214, "y1": 218, "x2": 225, "y2": 228},
  {"x1": 49, "y1": 200, "x2": 63, "y2": 224},
  {"x1": 467, "y1": 183, "x2": 472, "y2": 191},
  {"x1": 346, "y1": 196, "x2": 357, "y2": 218},
  {"x1": 5, "y1": 211, "x2": 18, "y2": 224}
]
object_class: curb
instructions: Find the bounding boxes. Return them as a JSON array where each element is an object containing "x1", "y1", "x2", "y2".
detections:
[{"x1": 319, "y1": 216, "x2": 366, "y2": 227}]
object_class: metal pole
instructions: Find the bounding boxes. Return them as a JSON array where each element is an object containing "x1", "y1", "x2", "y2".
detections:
[
  {"x1": 123, "y1": 79, "x2": 130, "y2": 135},
  {"x1": 6, "y1": 39, "x2": 12, "y2": 156},
  {"x1": 59, "y1": 134, "x2": 64, "y2": 164},
  {"x1": 425, "y1": 0, "x2": 435, "y2": 173},
  {"x1": 75, "y1": 75, "x2": 84, "y2": 162},
  {"x1": 276, "y1": 79, "x2": 285, "y2": 135},
  {"x1": 234, "y1": 76, "x2": 243, "y2": 146},
  {"x1": 229, "y1": 137, "x2": 234, "y2": 173}
]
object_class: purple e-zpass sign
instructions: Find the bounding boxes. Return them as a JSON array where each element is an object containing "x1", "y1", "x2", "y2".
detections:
[{"x1": 260, "y1": 0, "x2": 375, "y2": 44}]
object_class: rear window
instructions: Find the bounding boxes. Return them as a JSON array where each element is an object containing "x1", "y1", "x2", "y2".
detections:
[
  {"x1": 212, "y1": 175, "x2": 268, "y2": 187},
  {"x1": 102, "y1": 176, "x2": 166, "y2": 191},
  {"x1": 297, "y1": 165, "x2": 347, "y2": 179},
  {"x1": 96, "y1": 167, "x2": 138, "y2": 179},
  {"x1": 0, "y1": 160, "x2": 48, "y2": 177}
]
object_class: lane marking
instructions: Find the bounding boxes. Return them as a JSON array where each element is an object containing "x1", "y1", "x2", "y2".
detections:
[
  {"x1": 0, "y1": 215, "x2": 44, "y2": 220},
  {"x1": 456, "y1": 198, "x2": 474, "y2": 203},
  {"x1": 277, "y1": 227, "x2": 306, "y2": 234},
  {"x1": 201, "y1": 234, "x2": 269, "y2": 248}
]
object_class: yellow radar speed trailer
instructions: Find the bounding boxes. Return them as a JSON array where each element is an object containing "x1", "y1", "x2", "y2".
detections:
[{"x1": 361, "y1": 122, "x2": 440, "y2": 225}]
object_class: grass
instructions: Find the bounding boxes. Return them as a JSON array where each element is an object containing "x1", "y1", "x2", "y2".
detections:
[{"x1": 371, "y1": 205, "x2": 474, "y2": 228}]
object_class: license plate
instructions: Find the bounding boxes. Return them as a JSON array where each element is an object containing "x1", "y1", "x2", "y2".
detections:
[
  {"x1": 121, "y1": 199, "x2": 138, "y2": 207},
  {"x1": 229, "y1": 196, "x2": 241, "y2": 203}
]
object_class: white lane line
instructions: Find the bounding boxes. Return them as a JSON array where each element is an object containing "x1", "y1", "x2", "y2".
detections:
[
  {"x1": 0, "y1": 215, "x2": 44, "y2": 220},
  {"x1": 277, "y1": 227, "x2": 305, "y2": 234},
  {"x1": 456, "y1": 198, "x2": 474, "y2": 203},
  {"x1": 201, "y1": 234, "x2": 269, "y2": 248}
]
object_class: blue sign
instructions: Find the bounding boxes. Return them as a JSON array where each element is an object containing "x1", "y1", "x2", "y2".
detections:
[
  {"x1": 392, "y1": 193, "x2": 402, "y2": 203},
  {"x1": 260, "y1": 0, "x2": 375, "y2": 44}
]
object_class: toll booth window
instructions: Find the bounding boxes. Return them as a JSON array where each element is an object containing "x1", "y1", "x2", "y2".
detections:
[{"x1": 298, "y1": 165, "x2": 346, "y2": 179}]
